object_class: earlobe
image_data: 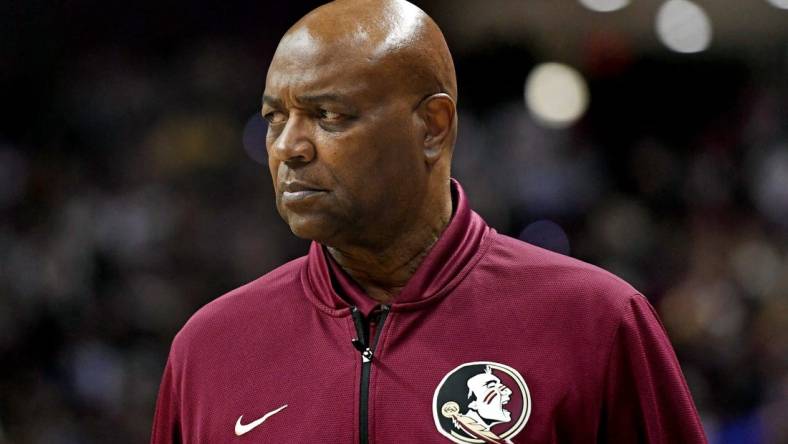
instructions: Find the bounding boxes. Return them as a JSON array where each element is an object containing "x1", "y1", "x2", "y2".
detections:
[{"x1": 420, "y1": 93, "x2": 456, "y2": 164}]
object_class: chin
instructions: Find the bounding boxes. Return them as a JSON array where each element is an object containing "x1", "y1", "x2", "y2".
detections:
[
  {"x1": 288, "y1": 222, "x2": 325, "y2": 241},
  {"x1": 285, "y1": 215, "x2": 338, "y2": 243}
]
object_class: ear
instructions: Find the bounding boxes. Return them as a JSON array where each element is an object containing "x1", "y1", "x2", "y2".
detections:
[{"x1": 418, "y1": 93, "x2": 456, "y2": 165}]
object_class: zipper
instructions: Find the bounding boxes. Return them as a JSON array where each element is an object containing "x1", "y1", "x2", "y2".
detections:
[{"x1": 351, "y1": 305, "x2": 390, "y2": 444}]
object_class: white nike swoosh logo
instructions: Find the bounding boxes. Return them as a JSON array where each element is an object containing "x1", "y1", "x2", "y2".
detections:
[{"x1": 234, "y1": 404, "x2": 288, "y2": 436}]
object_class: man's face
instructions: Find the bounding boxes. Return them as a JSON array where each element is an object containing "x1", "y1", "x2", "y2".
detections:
[
  {"x1": 262, "y1": 28, "x2": 427, "y2": 246},
  {"x1": 467, "y1": 372, "x2": 512, "y2": 424}
]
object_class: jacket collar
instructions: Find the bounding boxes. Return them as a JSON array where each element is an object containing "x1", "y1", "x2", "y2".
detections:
[{"x1": 301, "y1": 179, "x2": 492, "y2": 317}]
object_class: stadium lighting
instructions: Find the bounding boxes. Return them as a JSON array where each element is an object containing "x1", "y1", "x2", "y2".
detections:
[
  {"x1": 656, "y1": 0, "x2": 713, "y2": 53},
  {"x1": 578, "y1": 0, "x2": 630, "y2": 12},
  {"x1": 524, "y1": 63, "x2": 590, "y2": 129}
]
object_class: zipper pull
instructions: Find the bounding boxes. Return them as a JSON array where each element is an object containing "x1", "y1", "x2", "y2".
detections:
[
  {"x1": 351, "y1": 338, "x2": 373, "y2": 363},
  {"x1": 350, "y1": 306, "x2": 373, "y2": 363}
]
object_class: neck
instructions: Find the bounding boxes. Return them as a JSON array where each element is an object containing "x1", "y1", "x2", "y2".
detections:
[{"x1": 327, "y1": 190, "x2": 452, "y2": 304}]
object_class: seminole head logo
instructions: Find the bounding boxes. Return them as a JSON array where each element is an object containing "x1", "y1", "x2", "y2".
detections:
[{"x1": 432, "y1": 362, "x2": 531, "y2": 444}]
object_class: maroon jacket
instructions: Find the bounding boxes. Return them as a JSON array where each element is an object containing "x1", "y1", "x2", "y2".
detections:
[{"x1": 151, "y1": 181, "x2": 707, "y2": 443}]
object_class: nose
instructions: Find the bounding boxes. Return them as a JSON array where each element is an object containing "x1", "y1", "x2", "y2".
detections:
[{"x1": 269, "y1": 114, "x2": 316, "y2": 165}]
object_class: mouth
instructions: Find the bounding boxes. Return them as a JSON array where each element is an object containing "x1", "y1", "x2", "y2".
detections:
[{"x1": 281, "y1": 181, "x2": 328, "y2": 204}]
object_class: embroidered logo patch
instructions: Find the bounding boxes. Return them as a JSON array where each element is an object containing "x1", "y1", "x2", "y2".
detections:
[{"x1": 432, "y1": 361, "x2": 531, "y2": 443}]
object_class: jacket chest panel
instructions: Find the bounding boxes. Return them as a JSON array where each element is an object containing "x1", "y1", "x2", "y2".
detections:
[
  {"x1": 368, "y1": 310, "x2": 603, "y2": 444},
  {"x1": 180, "y1": 318, "x2": 360, "y2": 443}
]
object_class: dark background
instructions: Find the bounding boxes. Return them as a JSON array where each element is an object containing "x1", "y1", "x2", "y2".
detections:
[{"x1": 1, "y1": 1, "x2": 787, "y2": 443}]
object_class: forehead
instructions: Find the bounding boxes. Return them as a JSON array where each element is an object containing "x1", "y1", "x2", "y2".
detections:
[
  {"x1": 265, "y1": 27, "x2": 388, "y2": 100},
  {"x1": 468, "y1": 373, "x2": 501, "y2": 389}
]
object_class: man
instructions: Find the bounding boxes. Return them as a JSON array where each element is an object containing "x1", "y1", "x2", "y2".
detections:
[{"x1": 151, "y1": 0, "x2": 707, "y2": 443}]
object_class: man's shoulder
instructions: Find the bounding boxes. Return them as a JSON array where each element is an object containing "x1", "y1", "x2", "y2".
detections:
[
  {"x1": 482, "y1": 231, "x2": 639, "y2": 309},
  {"x1": 170, "y1": 255, "x2": 308, "y2": 355},
  {"x1": 196, "y1": 254, "x2": 307, "y2": 314}
]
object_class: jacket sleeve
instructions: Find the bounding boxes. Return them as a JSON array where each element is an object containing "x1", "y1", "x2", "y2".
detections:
[
  {"x1": 150, "y1": 355, "x2": 182, "y2": 444},
  {"x1": 600, "y1": 294, "x2": 707, "y2": 443}
]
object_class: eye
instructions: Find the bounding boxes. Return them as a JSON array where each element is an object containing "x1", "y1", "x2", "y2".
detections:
[
  {"x1": 263, "y1": 110, "x2": 287, "y2": 125},
  {"x1": 319, "y1": 109, "x2": 343, "y2": 122}
]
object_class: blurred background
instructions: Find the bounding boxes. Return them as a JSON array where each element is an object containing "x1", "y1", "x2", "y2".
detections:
[{"x1": 1, "y1": 0, "x2": 787, "y2": 442}]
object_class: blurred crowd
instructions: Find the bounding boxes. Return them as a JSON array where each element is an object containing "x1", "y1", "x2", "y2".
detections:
[{"x1": 1, "y1": 2, "x2": 787, "y2": 443}]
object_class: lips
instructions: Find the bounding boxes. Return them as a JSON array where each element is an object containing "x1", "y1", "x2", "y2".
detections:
[
  {"x1": 280, "y1": 181, "x2": 328, "y2": 205},
  {"x1": 282, "y1": 181, "x2": 327, "y2": 193}
]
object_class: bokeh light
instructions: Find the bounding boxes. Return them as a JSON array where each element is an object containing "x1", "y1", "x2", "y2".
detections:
[
  {"x1": 656, "y1": 0, "x2": 713, "y2": 53},
  {"x1": 578, "y1": 0, "x2": 630, "y2": 12},
  {"x1": 751, "y1": 145, "x2": 788, "y2": 227},
  {"x1": 243, "y1": 112, "x2": 268, "y2": 165},
  {"x1": 524, "y1": 63, "x2": 590, "y2": 129},
  {"x1": 730, "y1": 238, "x2": 782, "y2": 298},
  {"x1": 766, "y1": 0, "x2": 788, "y2": 9},
  {"x1": 519, "y1": 219, "x2": 571, "y2": 256}
]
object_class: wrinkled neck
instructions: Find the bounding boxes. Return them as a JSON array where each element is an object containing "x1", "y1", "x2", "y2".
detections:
[{"x1": 327, "y1": 188, "x2": 452, "y2": 303}]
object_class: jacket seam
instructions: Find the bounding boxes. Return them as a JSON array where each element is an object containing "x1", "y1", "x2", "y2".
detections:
[
  {"x1": 598, "y1": 292, "x2": 639, "y2": 433},
  {"x1": 301, "y1": 260, "x2": 352, "y2": 318},
  {"x1": 390, "y1": 226, "x2": 494, "y2": 312}
]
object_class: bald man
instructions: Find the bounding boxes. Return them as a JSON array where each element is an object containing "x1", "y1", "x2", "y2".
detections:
[{"x1": 151, "y1": 1, "x2": 707, "y2": 443}]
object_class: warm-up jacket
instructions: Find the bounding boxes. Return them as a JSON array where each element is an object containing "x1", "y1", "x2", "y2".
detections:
[{"x1": 151, "y1": 180, "x2": 707, "y2": 443}]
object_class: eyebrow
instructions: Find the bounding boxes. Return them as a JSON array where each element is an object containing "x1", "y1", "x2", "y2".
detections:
[
  {"x1": 262, "y1": 93, "x2": 357, "y2": 112},
  {"x1": 300, "y1": 93, "x2": 348, "y2": 105},
  {"x1": 262, "y1": 95, "x2": 283, "y2": 108}
]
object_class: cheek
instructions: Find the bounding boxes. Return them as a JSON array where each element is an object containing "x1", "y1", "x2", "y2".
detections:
[
  {"x1": 314, "y1": 109, "x2": 421, "y2": 200},
  {"x1": 266, "y1": 145, "x2": 288, "y2": 187},
  {"x1": 314, "y1": 132, "x2": 381, "y2": 181},
  {"x1": 267, "y1": 158, "x2": 279, "y2": 188},
  {"x1": 266, "y1": 139, "x2": 277, "y2": 178},
  {"x1": 342, "y1": 122, "x2": 419, "y2": 178}
]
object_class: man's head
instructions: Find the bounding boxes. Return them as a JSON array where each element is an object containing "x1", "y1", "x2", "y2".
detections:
[
  {"x1": 466, "y1": 366, "x2": 513, "y2": 426},
  {"x1": 263, "y1": 0, "x2": 457, "y2": 249}
]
